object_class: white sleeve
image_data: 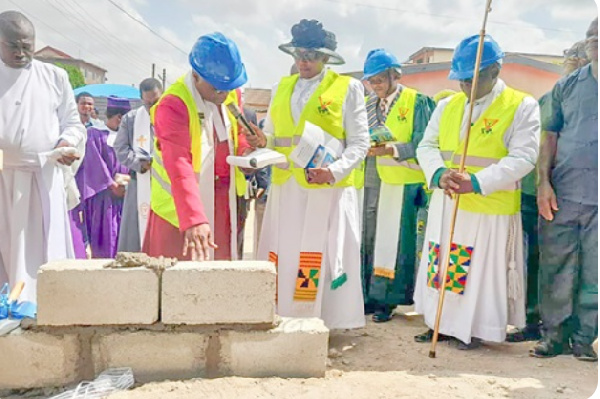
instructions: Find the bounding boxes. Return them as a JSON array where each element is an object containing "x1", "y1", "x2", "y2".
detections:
[
  {"x1": 474, "y1": 96, "x2": 540, "y2": 195},
  {"x1": 262, "y1": 82, "x2": 279, "y2": 149},
  {"x1": 416, "y1": 99, "x2": 448, "y2": 188},
  {"x1": 328, "y1": 78, "x2": 369, "y2": 182},
  {"x1": 56, "y1": 68, "x2": 86, "y2": 147}
]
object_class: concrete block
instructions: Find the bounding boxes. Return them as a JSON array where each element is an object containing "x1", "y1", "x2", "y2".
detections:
[
  {"x1": 162, "y1": 261, "x2": 276, "y2": 325},
  {"x1": 37, "y1": 260, "x2": 159, "y2": 326},
  {"x1": 92, "y1": 331, "x2": 208, "y2": 383},
  {"x1": 0, "y1": 331, "x2": 80, "y2": 389},
  {"x1": 219, "y1": 317, "x2": 329, "y2": 378}
]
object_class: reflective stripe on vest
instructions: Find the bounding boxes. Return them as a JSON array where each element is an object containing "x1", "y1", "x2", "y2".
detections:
[
  {"x1": 371, "y1": 87, "x2": 426, "y2": 185},
  {"x1": 151, "y1": 155, "x2": 172, "y2": 195},
  {"x1": 149, "y1": 76, "x2": 245, "y2": 228},
  {"x1": 270, "y1": 70, "x2": 358, "y2": 189},
  {"x1": 439, "y1": 87, "x2": 529, "y2": 215},
  {"x1": 273, "y1": 135, "x2": 347, "y2": 148}
]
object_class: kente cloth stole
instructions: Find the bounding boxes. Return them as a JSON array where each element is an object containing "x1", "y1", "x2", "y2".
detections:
[
  {"x1": 427, "y1": 241, "x2": 474, "y2": 295},
  {"x1": 293, "y1": 189, "x2": 335, "y2": 302}
]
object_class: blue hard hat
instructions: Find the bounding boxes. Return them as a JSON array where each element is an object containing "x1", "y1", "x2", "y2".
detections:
[
  {"x1": 189, "y1": 32, "x2": 248, "y2": 91},
  {"x1": 362, "y1": 49, "x2": 402, "y2": 80},
  {"x1": 449, "y1": 34, "x2": 504, "y2": 80}
]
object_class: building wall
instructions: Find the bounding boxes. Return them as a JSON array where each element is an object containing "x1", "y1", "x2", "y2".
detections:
[
  {"x1": 400, "y1": 69, "x2": 461, "y2": 97},
  {"x1": 81, "y1": 64, "x2": 106, "y2": 84},
  {"x1": 430, "y1": 49, "x2": 454, "y2": 63},
  {"x1": 400, "y1": 63, "x2": 560, "y2": 99},
  {"x1": 499, "y1": 63, "x2": 561, "y2": 98},
  {"x1": 411, "y1": 49, "x2": 562, "y2": 66}
]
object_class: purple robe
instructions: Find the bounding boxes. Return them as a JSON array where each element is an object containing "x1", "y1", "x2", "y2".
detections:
[
  {"x1": 69, "y1": 203, "x2": 87, "y2": 259},
  {"x1": 72, "y1": 126, "x2": 128, "y2": 258}
]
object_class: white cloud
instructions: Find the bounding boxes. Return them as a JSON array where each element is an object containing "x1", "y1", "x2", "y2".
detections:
[{"x1": 0, "y1": 0, "x2": 596, "y2": 88}]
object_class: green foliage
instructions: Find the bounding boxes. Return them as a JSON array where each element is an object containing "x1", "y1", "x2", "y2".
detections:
[{"x1": 55, "y1": 62, "x2": 85, "y2": 89}]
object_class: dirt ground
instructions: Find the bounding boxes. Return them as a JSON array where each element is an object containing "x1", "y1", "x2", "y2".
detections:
[
  {"x1": 4, "y1": 211, "x2": 598, "y2": 399},
  {"x1": 102, "y1": 308, "x2": 597, "y2": 399}
]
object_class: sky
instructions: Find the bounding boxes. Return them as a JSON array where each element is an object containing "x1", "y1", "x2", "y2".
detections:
[{"x1": 0, "y1": 0, "x2": 597, "y2": 88}]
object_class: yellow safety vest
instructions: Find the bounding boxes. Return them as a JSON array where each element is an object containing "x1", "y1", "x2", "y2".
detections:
[
  {"x1": 439, "y1": 87, "x2": 528, "y2": 215},
  {"x1": 370, "y1": 87, "x2": 426, "y2": 185},
  {"x1": 149, "y1": 76, "x2": 246, "y2": 228},
  {"x1": 270, "y1": 70, "x2": 359, "y2": 189}
]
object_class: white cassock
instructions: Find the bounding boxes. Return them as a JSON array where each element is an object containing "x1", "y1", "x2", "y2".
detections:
[
  {"x1": 0, "y1": 60, "x2": 86, "y2": 303},
  {"x1": 414, "y1": 79, "x2": 540, "y2": 343},
  {"x1": 259, "y1": 69, "x2": 369, "y2": 329}
]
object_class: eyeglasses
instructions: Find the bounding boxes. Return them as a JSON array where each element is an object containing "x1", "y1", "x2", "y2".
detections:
[
  {"x1": 292, "y1": 50, "x2": 322, "y2": 62},
  {"x1": 563, "y1": 48, "x2": 587, "y2": 59}
]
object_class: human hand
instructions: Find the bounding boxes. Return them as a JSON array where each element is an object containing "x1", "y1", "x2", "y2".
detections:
[
  {"x1": 242, "y1": 122, "x2": 267, "y2": 149},
  {"x1": 109, "y1": 182, "x2": 126, "y2": 198},
  {"x1": 114, "y1": 173, "x2": 130, "y2": 186},
  {"x1": 256, "y1": 188, "x2": 266, "y2": 199},
  {"x1": 306, "y1": 168, "x2": 335, "y2": 185},
  {"x1": 367, "y1": 144, "x2": 393, "y2": 157},
  {"x1": 537, "y1": 181, "x2": 558, "y2": 221},
  {"x1": 439, "y1": 169, "x2": 474, "y2": 197},
  {"x1": 139, "y1": 159, "x2": 152, "y2": 174},
  {"x1": 183, "y1": 223, "x2": 218, "y2": 261},
  {"x1": 54, "y1": 140, "x2": 80, "y2": 166}
]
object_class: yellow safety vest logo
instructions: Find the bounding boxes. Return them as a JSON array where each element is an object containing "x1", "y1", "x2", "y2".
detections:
[
  {"x1": 317, "y1": 96, "x2": 332, "y2": 115},
  {"x1": 482, "y1": 118, "x2": 499, "y2": 134},
  {"x1": 397, "y1": 106, "x2": 410, "y2": 123}
]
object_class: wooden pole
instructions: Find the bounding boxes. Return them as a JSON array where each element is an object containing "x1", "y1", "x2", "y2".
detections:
[
  {"x1": 429, "y1": 0, "x2": 494, "y2": 359},
  {"x1": 161, "y1": 68, "x2": 166, "y2": 90},
  {"x1": 151, "y1": 63, "x2": 156, "y2": 78}
]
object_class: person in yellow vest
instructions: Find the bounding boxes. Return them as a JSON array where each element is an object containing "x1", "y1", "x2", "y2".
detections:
[
  {"x1": 245, "y1": 19, "x2": 369, "y2": 329},
  {"x1": 413, "y1": 34, "x2": 540, "y2": 349},
  {"x1": 360, "y1": 49, "x2": 435, "y2": 322},
  {"x1": 142, "y1": 32, "x2": 251, "y2": 261}
]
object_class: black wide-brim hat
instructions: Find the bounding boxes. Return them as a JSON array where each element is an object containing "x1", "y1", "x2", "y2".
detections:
[{"x1": 278, "y1": 19, "x2": 345, "y2": 65}]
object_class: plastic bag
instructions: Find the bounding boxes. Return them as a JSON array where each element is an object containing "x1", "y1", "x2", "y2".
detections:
[
  {"x1": 0, "y1": 282, "x2": 36, "y2": 320},
  {"x1": 50, "y1": 368, "x2": 135, "y2": 399}
]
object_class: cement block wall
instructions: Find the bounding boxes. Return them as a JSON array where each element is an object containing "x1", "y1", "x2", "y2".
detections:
[
  {"x1": 92, "y1": 331, "x2": 209, "y2": 383},
  {"x1": 219, "y1": 318, "x2": 329, "y2": 378},
  {"x1": 0, "y1": 259, "x2": 328, "y2": 392},
  {"x1": 0, "y1": 331, "x2": 80, "y2": 390},
  {"x1": 37, "y1": 260, "x2": 160, "y2": 326},
  {"x1": 0, "y1": 318, "x2": 328, "y2": 390},
  {"x1": 162, "y1": 261, "x2": 276, "y2": 325}
]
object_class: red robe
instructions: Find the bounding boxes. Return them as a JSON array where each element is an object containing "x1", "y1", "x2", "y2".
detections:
[{"x1": 142, "y1": 94, "x2": 250, "y2": 260}]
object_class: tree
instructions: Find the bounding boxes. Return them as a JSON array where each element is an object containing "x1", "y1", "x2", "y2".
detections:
[{"x1": 56, "y1": 62, "x2": 85, "y2": 89}]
